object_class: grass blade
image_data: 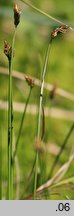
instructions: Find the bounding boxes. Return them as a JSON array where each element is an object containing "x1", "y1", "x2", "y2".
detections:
[
  {"x1": 13, "y1": 86, "x2": 32, "y2": 161},
  {"x1": 20, "y1": 0, "x2": 74, "y2": 32},
  {"x1": 36, "y1": 151, "x2": 74, "y2": 195},
  {"x1": 20, "y1": 0, "x2": 64, "y2": 25}
]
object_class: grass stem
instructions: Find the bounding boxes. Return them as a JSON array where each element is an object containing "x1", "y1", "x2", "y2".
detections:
[
  {"x1": 0, "y1": 126, "x2": 2, "y2": 200},
  {"x1": 8, "y1": 28, "x2": 17, "y2": 200},
  {"x1": 33, "y1": 37, "x2": 52, "y2": 199},
  {"x1": 20, "y1": 0, "x2": 74, "y2": 32},
  {"x1": 20, "y1": 0, "x2": 64, "y2": 25},
  {"x1": 13, "y1": 87, "x2": 32, "y2": 161}
]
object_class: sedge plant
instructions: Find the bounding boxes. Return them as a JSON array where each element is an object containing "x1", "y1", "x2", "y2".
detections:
[
  {"x1": 33, "y1": 23, "x2": 70, "y2": 199},
  {"x1": 4, "y1": 3, "x2": 20, "y2": 199},
  {"x1": 33, "y1": 36, "x2": 52, "y2": 199},
  {"x1": 2, "y1": 0, "x2": 74, "y2": 200}
]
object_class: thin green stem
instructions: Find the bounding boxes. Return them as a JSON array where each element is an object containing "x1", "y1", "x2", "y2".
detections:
[
  {"x1": 8, "y1": 28, "x2": 17, "y2": 200},
  {"x1": 8, "y1": 59, "x2": 11, "y2": 200},
  {"x1": 20, "y1": 0, "x2": 64, "y2": 25},
  {"x1": 0, "y1": 126, "x2": 2, "y2": 200},
  {"x1": 48, "y1": 122, "x2": 74, "y2": 179},
  {"x1": 34, "y1": 38, "x2": 52, "y2": 199},
  {"x1": 20, "y1": 0, "x2": 74, "y2": 32},
  {"x1": 13, "y1": 87, "x2": 32, "y2": 161}
]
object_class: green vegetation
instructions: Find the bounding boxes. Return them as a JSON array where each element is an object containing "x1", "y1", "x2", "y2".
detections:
[{"x1": 0, "y1": 0, "x2": 74, "y2": 200}]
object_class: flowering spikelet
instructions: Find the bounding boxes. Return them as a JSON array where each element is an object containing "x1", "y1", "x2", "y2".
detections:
[
  {"x1": 4, "y1": 41, "x2": 12, "y2": 61},
  {"x1": 51, "y1": 24, "x2": 69, "y2": 39},
  {"x1": 24, "y1": 75, "x2": 34, "y2": 88},
  {"x1": 34, "y1": 137, "x2": 45, "y2": 154},
  {"x1": 14, "y1": 3, "x2": 20, "y2": 27}
]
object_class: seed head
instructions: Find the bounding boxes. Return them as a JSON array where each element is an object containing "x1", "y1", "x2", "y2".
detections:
[
  {"x1": 51, "y1": 29, "x2": 58, "y2": 39},
  {"x1": 34, "y1": 137, "x2": 45, "y2": 154},
  {"x1": 24, "y1": 75, "x2": 34, "y2": 88},
  {"x1": 4, "y1": 41, "x2": 12, "y2": 61},
  {"x1": 14, "y1": 3, "x2": 20, "y2": 27},
  {"x1": 51, "y1": 24, "x2": 69, "y2": 39}
]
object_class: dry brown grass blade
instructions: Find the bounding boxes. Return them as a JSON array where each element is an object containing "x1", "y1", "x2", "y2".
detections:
[
  {"x1": 0, "y1": 100, "x2": 74, "y2": 121},
  {"x1": 36, "y1": 152, "x2": 74, "y2": 194},
  {"x1": 22, "y1": 149, "x2": 74, "y2": 199},
  {"x1": 0, "y1": 67, "x2": 74, "y2": 101}
]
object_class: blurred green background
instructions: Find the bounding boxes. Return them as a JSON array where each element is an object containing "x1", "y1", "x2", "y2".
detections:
[{"x1": 0, "y1": 0, "x2": 74, "y2": 199}]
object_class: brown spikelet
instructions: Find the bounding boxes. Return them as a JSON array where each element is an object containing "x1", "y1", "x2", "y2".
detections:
[
  {"x1": 24, "y1": 75, "x2": 34, "y2": 88},
  {"x1": 34, "y1": 137, "x2": 45, "y2": 154},
  {"x1": 4, "y1": 41, "x2": 12, "y2": 61},
  {"x1": 51, "y1": 24, "x2": 69, "y2": 39},
  {"x1": 14, "y1": 3, "x2": 20, "y2": 27}
]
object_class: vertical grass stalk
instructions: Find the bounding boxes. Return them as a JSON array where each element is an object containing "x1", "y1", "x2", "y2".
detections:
[
  {"x1": 0, "y1": 126, "x2": 2, "y2": 199},
  {"x1": 8, "y1": 28, "x2": 17, "y2": 200},
  {"x1": 34, "y1": 37, "x2": 52, "y2": 199},
  {"x1": 3, "y1": 3, "x2": 20, "y2": 200},
  {"x1": 13, "y1": 86, "x2": 32, "y2": 160}
]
